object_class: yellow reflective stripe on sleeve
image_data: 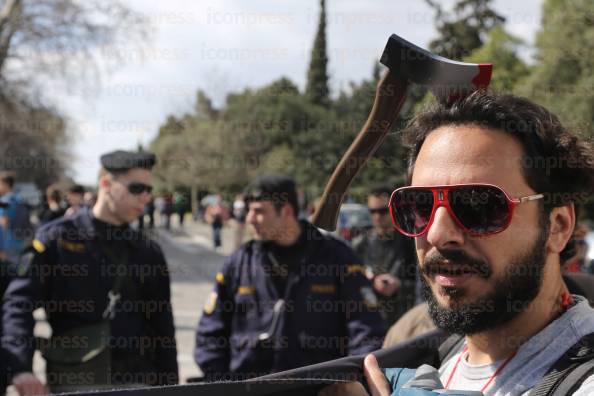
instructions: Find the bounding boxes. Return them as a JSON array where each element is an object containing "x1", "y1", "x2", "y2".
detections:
[
  {"x1": 215, "y1": 272, "x2": 225, "y2": 284},
  {"x1": 346, "y1": 264, "x2": 365, "y2": 275},
  {"x1": 32, "y1": 239, "x2": 45, "y2": 253}
]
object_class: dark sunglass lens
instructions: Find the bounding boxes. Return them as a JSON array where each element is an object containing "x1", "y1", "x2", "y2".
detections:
[
  {"x1": 449, "y1": 186, "x2": 509, "y2": 234},
  {"x1": 369, "y1": 208, "x2": 389, "y2": 215},
  {"x1": 128, "y1": 183, "x2": 152, "y2": 195},
  {"x1": 392, "y1": 189, "x2": 434, "y2": 235}
]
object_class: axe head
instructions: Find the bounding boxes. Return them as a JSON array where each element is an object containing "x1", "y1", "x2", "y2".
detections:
[
  {"x1": 380, "y1": 34, "x2": 492, "y2": 102},
  {"x1": 311, "y1": 33, "x2": 493, "y2": 232}
]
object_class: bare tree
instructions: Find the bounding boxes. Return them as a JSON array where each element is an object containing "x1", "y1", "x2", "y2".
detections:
[
  {"x1": 0, "y1": 1, "x2": 149, "y2": 186},
  {"x1": 0, "y1": 0, "x2": 148, "y2": 89}
]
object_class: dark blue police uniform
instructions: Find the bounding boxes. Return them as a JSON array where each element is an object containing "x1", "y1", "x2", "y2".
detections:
[
  {"x1": 2, "y1": 208, "x2": 178, "y2": 386},
  {"x1": 194, "y1": 221, "x2": 385, "y2": 380}
]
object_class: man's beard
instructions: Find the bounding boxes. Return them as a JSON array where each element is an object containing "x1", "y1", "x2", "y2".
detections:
[{"x1": 422, "y1": 226, "x2": 548, "y2": 335}]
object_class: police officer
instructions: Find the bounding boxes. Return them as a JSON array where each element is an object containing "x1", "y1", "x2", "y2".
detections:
[
  {"x1": 194, "y1": 174, "x2": 384, "y2": 381},
  {"x1": 3, "y1": 150, "x2": 178, "y2": 395}
]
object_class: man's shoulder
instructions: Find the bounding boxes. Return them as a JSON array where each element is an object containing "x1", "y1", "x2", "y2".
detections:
[
  {"x1": 34, "y1": 214, "x2": 79, "y2": 246},
  {"x1": 0, "y1": 192, "x2": 18, "y2": 214},
  {"x1": 574, "y1": 373, "x2": 594, "y2": 395},
  {"x1": 224, "y1": 240, "x2": 257, "y2": 268},
  {"x1": 307, "y1": 226, "x2": 357, "y2": 255},
  {"x1": 538, "y1": 344, "x2": 594, "y2": 396},
  {"x1": 0, "y1": 192, "x2": 18, "y2": 203}
]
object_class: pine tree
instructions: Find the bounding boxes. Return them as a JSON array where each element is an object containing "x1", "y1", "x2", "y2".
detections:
[{"x1": 305, "y1": 0, "x2": 330, "y2": 107}]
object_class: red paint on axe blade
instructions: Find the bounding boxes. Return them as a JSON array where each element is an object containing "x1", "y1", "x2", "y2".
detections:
[
  {"x1": 447, "y1": 64, "x2": 493, "y2": 104},
  {"x1": 473, "y1": 64, "x2": 493, "y2": 89}
]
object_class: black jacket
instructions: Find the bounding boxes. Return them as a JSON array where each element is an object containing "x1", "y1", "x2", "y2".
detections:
[
  {"x1": 195, "y1": 221, "x2": 385, "y2": 380},
  {"x1": 1, "y1": 208, "x2": 178, "y2": 385}
]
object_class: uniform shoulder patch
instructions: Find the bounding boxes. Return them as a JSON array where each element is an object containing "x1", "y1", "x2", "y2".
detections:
[
  {"x1": 203, "y1": 292, "x2": 218, "y2": 315},
  {"x1": 58, "y1": 239, "x2": 86, "y2": 253},
  {"x1": 347, "y1": 264, "x2": 365, "y2": 275},
  {"x1": 310, "y1": 284, "x2": 337, "y2": 294},
  {"x1": 237, "y1": 285, "x2": 255, "y2": 296},
  {"x1": 32, "y1": 239, "x2": 46, "y2": 253}
]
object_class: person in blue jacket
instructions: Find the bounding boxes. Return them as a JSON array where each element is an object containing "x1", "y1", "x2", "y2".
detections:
[
  {"x1": 2, "y1": 150, "x2": 178, "y2": 395},
  {"x1": 194, "y1": 174, "x2": 385, "y2": 381}
]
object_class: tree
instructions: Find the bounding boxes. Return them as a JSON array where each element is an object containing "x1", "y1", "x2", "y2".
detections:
[
  {"x1": 465, "y1": 27, "x2": 530, "y2": 92},
  {"x1": 517, "y1": 0, "x2": 594, "y2": 140},
  {"x1": 195, "y1": 90, "x2": 218, "y2": 121},
  {"x1": 425, "y1": 0, "x2": 505, "y2": 59},
  {"x1": 0, "y1": 0, "x2": 148, "y2": 189},
  {"x1": 411, "y1": 1, "x2": 522, "y2": 112},
  {"x1": 0, "y1": 90, "x2": 68, "y2": 185},
  {"x1": 0, "y1": 0, "x2": 146, "y2": 89},
  {"x1": 305, "y1": 0, "x2": 330, "y2": 107},
  {"x1": 151, "y1": 79, "x2": 326, "y2": 194}
]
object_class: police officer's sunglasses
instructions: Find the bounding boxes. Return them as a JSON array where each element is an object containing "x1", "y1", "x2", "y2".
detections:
[
  {"x1": 369, "y1": 207, "x2": 389, "y2": 215},
  {"x1": 389, "y1": 183, "x2": 544, "y2": 237},
  {"x1": 114, "y1": 179, "x2": 153, "y2": 195},
  {"x1": 126, "y1": 182, "x2": 153, "y2": 195}
]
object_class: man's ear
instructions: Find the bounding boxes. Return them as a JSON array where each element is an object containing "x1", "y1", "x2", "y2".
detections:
[
  {"x1": 281, "y1": 203, "x2": 295, "y2": 219},
  {"x1": 99, "y1": 174, "x2": 111, "y2": 190},
  {"x1": 547, "y1": 203, "x2": 576, "y2": 254}
]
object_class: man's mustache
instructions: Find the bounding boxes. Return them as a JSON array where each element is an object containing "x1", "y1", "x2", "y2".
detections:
[{"x1": 423, "y1": 249, "x2": 491, "y2": 279}]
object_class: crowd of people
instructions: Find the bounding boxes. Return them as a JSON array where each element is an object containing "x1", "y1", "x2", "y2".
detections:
[{"x1": 0, "y1": 91, "x2": 593, "y2": 395}]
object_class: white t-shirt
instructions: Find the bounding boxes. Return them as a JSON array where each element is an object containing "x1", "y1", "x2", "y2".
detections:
[{"x1": 438, "y1": 296, "x2": 594, "y2": 396}]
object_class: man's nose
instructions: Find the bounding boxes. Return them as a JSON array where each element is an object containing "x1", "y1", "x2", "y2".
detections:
[{"x1": 425, "y1": 206, "x2": 465, "y2": 249}]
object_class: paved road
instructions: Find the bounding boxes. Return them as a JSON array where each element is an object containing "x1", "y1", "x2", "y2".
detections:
[{"x1": 156, "y1": 225, "x2": 229, "y2": 382}]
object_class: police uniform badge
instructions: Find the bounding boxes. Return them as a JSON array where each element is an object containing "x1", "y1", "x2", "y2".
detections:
[{"x1": 203, "y1": 291, "x2": 218, "y2": 315}]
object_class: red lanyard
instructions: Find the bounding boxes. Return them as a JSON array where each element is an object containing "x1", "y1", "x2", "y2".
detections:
[{"x1": 444, "y1": 345, "x2": 518, "y2": 393}]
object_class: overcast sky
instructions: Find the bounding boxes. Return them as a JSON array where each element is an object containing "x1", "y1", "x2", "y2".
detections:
[{"x1": 48, "y1": 0, "x2": 543, "y2": 185}]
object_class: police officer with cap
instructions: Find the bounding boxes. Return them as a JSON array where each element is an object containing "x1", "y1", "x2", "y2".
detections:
[
  {"x1": 194, "y1": 174, "x2": 384, "y2": 381},
  {"x1": 3, "y1": 150, "x2": 178, "y2": 395}
]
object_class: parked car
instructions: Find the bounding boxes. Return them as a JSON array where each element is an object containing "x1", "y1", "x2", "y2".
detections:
[{"x1": 335, "y1": 203, "x2": 372, "y2": 241}]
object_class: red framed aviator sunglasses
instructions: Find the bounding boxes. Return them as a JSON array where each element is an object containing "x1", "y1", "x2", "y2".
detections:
[{"x1": 389, "y1": 183, "x2": 544, "y2": 237}]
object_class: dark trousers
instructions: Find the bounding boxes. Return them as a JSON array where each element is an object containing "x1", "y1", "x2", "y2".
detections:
[{"x1": 212, "y1": 225, "x2": 222, "y2": 248}]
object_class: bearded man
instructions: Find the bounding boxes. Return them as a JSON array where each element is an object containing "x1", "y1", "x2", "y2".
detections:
[{"x1": 323, "y1": 91, "x2": 594, "y2": 395}]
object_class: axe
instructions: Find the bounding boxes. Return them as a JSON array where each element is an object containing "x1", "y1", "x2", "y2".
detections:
[{"x1": 312, "y1": 34, "x2": 492, "y2": 231}]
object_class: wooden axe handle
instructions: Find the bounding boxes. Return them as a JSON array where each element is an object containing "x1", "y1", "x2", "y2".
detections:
[{"x1": 312, "y1": 69, "x2": 409, "y2": 230}]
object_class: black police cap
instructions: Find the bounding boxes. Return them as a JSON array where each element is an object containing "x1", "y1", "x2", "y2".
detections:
[{"x1": 100, "y1": 150, "x2": 157, "y2": 172}]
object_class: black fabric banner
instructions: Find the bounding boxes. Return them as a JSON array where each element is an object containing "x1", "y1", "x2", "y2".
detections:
[{"x1": 62, "y1": 330, "x2": 447, "y2": 396}]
